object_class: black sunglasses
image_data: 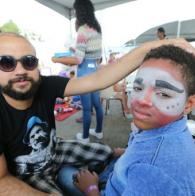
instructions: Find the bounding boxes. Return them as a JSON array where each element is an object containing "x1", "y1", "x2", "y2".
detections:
[{"x1": 0, "y1": 55, "x2": 39, "y2": 72}]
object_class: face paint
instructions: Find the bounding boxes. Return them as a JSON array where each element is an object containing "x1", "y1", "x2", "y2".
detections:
[{"x1": 131, "y1": 67, "x2": 187, "y2": 118}]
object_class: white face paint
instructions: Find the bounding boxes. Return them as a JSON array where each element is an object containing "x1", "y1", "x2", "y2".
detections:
[{"x1": 131, "y1": 67, "x2": 187, "y2": 116}]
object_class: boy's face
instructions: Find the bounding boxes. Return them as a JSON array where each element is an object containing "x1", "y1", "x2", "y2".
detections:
[
  {"x1": 157, "y1": 31, "x2": 165, "y2": 40},
  {"x1": 130, "y1": 58, "x2": 188, "y2": 130}
]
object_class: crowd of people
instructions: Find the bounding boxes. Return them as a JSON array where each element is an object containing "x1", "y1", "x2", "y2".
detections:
[{"x1": 1, "y1": 0, "x2": 195, "y2": 196}]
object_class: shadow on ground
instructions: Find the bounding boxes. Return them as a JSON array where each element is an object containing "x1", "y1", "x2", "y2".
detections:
[{"x1": 56, "y1": 101, "x2": 132, "y2": 148}]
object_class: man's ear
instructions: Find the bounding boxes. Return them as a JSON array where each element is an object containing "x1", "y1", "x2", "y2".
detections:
[{"x1": 184, "y1": 95, "x2": 195, "y2": 114}]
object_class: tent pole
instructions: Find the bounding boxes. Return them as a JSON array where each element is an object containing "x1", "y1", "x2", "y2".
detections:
[
  {"x1": 68, "y1": 9, "x2": 73, "y2": 41},
  {"x1": 177, "y1": 21, "x2": 181, "y2": 37}
]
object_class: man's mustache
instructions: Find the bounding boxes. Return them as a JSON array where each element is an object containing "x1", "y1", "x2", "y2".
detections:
[{"x1": 9, "y1": 75, "x2": 33, "y2": 83}]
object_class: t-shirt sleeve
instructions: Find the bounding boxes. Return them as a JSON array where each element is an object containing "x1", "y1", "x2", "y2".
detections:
[
  {"x1": 40, "y1": 75, "x2": 70, "y2": 99},
  {"x1": 123, "y1": 163, "x2": 184, "y2": 196}
]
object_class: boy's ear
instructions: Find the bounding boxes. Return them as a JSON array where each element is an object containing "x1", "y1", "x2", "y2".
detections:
[{"x1": 184, "y1": 95, "x2": 195, "y2": 114}]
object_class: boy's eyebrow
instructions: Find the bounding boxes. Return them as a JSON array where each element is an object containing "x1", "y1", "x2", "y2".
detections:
[
  {"x1": 155, "y1": 80, "x2": 184, "y2": 93},
  {"x1": 134, "y1": 78, "x2": 143, "y2": 85}
]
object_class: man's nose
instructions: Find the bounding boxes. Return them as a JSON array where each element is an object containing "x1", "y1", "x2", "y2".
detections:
[
  {"x1": 137, "y1": 88, "x2": 153, "y2": 107},
  {"x1": 14, "y1": 61, "x2": 26, "y2": 74}
]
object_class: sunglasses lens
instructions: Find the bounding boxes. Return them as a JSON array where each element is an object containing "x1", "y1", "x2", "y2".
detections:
[
  {"x1": 0, "y1": 56, "x2": 15, "y2": 72},
  {"x1": 21, "y1": 55, "x2": 38, "y2": 70}
]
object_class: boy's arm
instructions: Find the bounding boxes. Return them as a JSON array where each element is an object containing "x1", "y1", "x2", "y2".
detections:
[
  {"x1": 64, "y1": 38, "x2": 192, "y2": 97},
  {"x1": 0, "y1": 154, "x2": 55, "y2": 196}
]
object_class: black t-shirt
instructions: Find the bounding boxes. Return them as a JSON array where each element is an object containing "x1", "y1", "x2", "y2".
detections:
[{"x1": 0, "y1": 75, "x2": 69, "y2": 176}]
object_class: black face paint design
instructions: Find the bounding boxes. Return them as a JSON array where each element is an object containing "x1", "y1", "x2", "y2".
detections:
[
  {"x1": 155, "y1": 80, "x2": 184, "y2": 93},
  {"x1": 134, "y1": 78, "x2": 143, "y2": 85}
]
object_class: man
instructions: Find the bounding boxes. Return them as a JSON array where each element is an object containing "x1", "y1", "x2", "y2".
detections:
[
  {"x1": 75, "y1": 45, "x2": 195, "y2": 195},
  {"x1": 0, "y1": 33, "x2": 114, "y2": 196},
  {"x1": 0, "y1": 32, "x2": 193, "y2": 195},
  {"x1": 157, "y1": 27, "x2": 166, "y2": 40}
]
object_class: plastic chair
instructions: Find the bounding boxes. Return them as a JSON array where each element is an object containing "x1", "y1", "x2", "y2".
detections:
[{"x1": 101, "y1": 86, "x2": 125, "y2": 117}]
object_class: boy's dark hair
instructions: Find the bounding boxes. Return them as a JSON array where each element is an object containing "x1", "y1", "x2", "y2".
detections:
[{"x1": 143, "y1": 45, "x2": 195, "y2": 96}]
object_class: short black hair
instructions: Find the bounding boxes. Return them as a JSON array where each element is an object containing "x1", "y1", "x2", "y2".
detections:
[
  {"x1": 157, "y1": 27, "x2": 165, "y2": 33},
  {"x1": 143, "y1": 45, "x2": 195, "y2": 96}
]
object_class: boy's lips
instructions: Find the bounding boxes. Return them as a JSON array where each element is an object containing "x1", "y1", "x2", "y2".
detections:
[{"x1": 132, "y1": 109, "x2": 151, "y2": 120}]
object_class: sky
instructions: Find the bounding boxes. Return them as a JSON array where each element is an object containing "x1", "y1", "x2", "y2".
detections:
[{"x1": 0, "y1": 0, "x2": 195, "y2": 74}]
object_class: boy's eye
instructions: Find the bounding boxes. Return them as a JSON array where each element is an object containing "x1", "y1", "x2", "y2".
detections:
[
  {"x1": 133, "y1": 86, "x2": 143, "y2": 92},
  {"x1": 156, "y1": 92, "x2": 171, "y2": 98}
]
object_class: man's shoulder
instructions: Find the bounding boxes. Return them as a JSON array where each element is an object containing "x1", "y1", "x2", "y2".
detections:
[
  {"x1": 38, "y1": 75, "x2": 69, "y2": 97},
  {"x1": 40, "y1": 75, "x2": 68, "y2": 85}
]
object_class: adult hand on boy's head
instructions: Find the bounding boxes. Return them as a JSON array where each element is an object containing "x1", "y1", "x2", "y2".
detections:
[
  {"x1": 143, "y1": 38, "x2": 195, "y2": 56},
  {"x1": 74, "y1": 169, "x2": 99, "y2": 193},
  {"x1": 168, "y1": 38, "x2": 195, "y2": 55}
]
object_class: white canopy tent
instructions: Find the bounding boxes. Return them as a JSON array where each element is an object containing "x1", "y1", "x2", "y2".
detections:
[
  {"x1": 35, "y1": 0, "x2": 136, "y2": 62},
  {"x1": 35, "y1": 0, "x2": 134, "y2": 20},
  {"x1": 126, "y1": 19, "x2": 195, "y2": 46}
]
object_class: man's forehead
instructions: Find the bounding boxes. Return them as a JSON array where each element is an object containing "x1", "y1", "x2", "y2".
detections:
[
  {"x1": 0, "y1": 36, "x2": 35, "y2": 55},
  {"x1": 0, "y1": 35, "x2": 25, "y2": 42}
]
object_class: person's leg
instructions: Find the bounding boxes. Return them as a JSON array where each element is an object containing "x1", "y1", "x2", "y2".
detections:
[
  {"x1": 57, "y1": 166, "x2": 84, "y2": 196},
  {"x1": 98, "y1": 158, "x2": 118, "y2": 193},
  {"x1": 92, "y1": 91, "x2": 103, "y2": 133},
  {"x1": 25, "y1": 172, "x2": 64, "y2": 195},
  {"x1": 80, "y1": 93, "x2": 92, "y2": 138},
  {"x1": 57, "y1": 160, "x2": 117, "y2": 196},
  {"x1": 99, "y1": 158, "x2": 117, "y2": 182}
]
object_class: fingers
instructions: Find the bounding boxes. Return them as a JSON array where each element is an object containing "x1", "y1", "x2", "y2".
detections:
[
  {"x1": 79, "y1": 169, "x2": 90, "y2": 175},
  {"x1": 73, "y1": 169, "x2": 99, "y2": 191},
  {"x1": 113, "y1": 147, "x2": 126, "y2": 157},
  {"x1": 170, "y1": 38, "x2": 195, "y2": 53},
  {"x1": 75, "y1": 169, "x2": 91, "y2": 179},
  {"x1": 75, "y1": 169, "x2": 99, "y2": 182},
  {"x1": 92, "y1": 171, "x2": 99, "y2": 178},
  {"x1": 51, "y1": 57, "x2": 57, "y2": 63}
]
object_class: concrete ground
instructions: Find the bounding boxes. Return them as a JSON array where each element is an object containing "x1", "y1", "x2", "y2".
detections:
[{"x1": 56, "y1": 100, "x2": 132, "y2": 148}]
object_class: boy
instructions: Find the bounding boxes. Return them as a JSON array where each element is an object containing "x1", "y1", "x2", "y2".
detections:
[{"x1": 75, "y1": 45, "x2": 195, "y2": 196}]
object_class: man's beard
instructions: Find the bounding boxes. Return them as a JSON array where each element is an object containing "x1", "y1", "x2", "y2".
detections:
[{"x1": 0, "y1": 75, "x2": 41, "y2": 100}]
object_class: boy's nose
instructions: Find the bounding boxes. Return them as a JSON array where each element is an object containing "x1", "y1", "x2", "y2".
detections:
[{"x1": 138, "y1": 88, "x2": 153, "y2": 107}]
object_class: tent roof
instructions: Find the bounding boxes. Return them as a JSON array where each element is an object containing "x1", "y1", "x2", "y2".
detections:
[
  {"x1": 126, "y1": 19, "x2": 195, "y2": 46},
  {"x1": 35, "y1": 0, "x2": 134, "y2": 19}
]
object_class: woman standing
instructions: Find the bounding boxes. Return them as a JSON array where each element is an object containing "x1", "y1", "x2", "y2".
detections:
[{"x1": 52, "y1": 0, "x2": 103, "y2": 142}]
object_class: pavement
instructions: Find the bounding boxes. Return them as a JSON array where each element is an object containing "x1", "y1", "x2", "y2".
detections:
[{"x1": 56, "y1": 100, "x2": 132, "y2": 148}]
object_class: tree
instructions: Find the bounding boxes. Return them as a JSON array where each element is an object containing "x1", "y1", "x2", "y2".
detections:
[
  {"x1": 0, "y1": 20, "x2": 20, "y2": 33},
  {"x1": 0, "y1": 20, "x2": 43, "y2": 42}
]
